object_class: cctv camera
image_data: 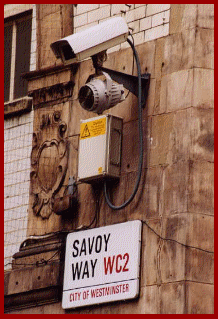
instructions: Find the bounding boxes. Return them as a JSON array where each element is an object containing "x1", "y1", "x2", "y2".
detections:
[
  {"x1": 78, "y1": 72, "x2": 125, "y2": 114},
  {"x1": 50, "y1": 17, "x2": 129, "y2": 65}
]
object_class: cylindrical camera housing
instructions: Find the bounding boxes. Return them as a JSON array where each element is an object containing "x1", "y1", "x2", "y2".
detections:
[{"x1": 78, "y1": 73, "x2": 125, "y2": 114}]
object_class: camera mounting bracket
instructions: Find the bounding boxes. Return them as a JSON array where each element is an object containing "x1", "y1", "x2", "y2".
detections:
[{"x1": 96, "y1": 66, "x2": 150, "y2": 108}]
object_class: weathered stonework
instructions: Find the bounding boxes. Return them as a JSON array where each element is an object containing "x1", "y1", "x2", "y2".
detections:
[{"x1": 4, "y1": 3, "x2": 214, "y2": 314}]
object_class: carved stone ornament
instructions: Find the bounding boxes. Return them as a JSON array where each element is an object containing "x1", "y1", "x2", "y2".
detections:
[{"x1": 30, "y1": 110, "x2": 69, "y2": 219}]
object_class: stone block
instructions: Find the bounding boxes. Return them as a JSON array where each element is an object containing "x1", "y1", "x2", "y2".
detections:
[
  {"x1": 197, "y1": 4, "x2": 214, "y2": 29},
  {"x1": 154, "y1": 38, "x2": 165, "y2": 82},
  {"x1": 75, "y1": 183, "x2": 99, "y2": 229},
  {"x1": 145, "y1": 78, "x2": 156, "y2": 116},
  {"x1": 148, "y1": 113, "x2": 174, "y2": 167},
  {"x1": 170, "y1": 4, "x2": 213, "y2": 35},
  {"x1": 162, "y1": 162, "x2": 189, "y2": 216},
  {"x1": 189, "y1": 108, "x2": 214, "y2": 163},
  {"x1": 169, "y1": 4, "x2": 185, "y2": 34},
  {"x1": 126, "y1": 167, "x2": 163, "y2": 221},
  {"x1": 162, "y1": 29, "x2": 195, "y2": 76},
  {"x1": 159, "y1": 240, "x2": 186, "y2": 283},
  {"x1": 181, "y1": 4, "x2": 198, "y2": 31},
  {"x1": 27, "y1": 202, "x2": 62, "y2": 236},
  {"x1": 140, "y1": 219, "x2": 162, "y2": 286},
  {"x1": 194, "y1": 28, "x2": 214, "y2": 69},
  {"x1": 185, "y1": 282, "x2": 214, "y2": 314},
  {"x1": 38, "y1": 12, "x2": 62, "y2": 69},
  {"x1": 38, "y1": 4, "x2": 61, "y2": 20},
  {"x1": 7, "y1": 263, "x2": 60, "y2": 295},
  {"x1": 48, "y1": 70, "x2": 73, "y2": 89},
  {"x1": 61, "y1": 4, "x2": 74, "y2": 38},
  {"x1": 187, "y1": 213, "x2": 214, "y2": 252},
  {"x1": 120, "y1": 120, "x2": 138, "y2": 173},
  {"x1": 169, "y1": 4, "x2": 197, "y2": 34},
  {"x1": 163, "y1": 213, "x2": 190, "y2": 245},
  {"x1": 105, "y1": 39, "x2": 156, "y2": 79},
  {"x1": 188, "y1": 161, "x2": 214, "y2": 216},
  {"x1": 192, "y1": 68, "x2": 214, "y2": 109},
  {"x1": 7, "y1": 268, "x2": 32, "y2": 295},
  {"x1": 160, "y1": 26, "x2": 214, "y2": 77},
  {"x1": 68, "y1": 99, "x2": 97, "y2": 137},
  {"x1": 160, "y1": 69, "x2": 194, "y2": 113},
  {"x1": 143, "y1": 285, "x2": 159, "y2": 314},
  {"x1": 68, "y1": 135, "x2": 79, "y2": 180},
  {"x1": 170, "y1": 109, "x2": 191, "y2": 164},
  {"x1": 134, "y1": 40, "x2": 156, "y2": 77},
  {"x1": 185, "y1": 249, "x2": 214, "y2": 284},
  {"x1": 100, "y1": 174, "x2": 128, "y2": 226},
  {"x1": 159, "y1": 282, "x2": 185, "y2": 314},
  {"x1": 28, "y1": 78, "x2": 43, "y2": 92},
  {"x1": 8, "y1": 306, "x2": 45, "y2": 314}
]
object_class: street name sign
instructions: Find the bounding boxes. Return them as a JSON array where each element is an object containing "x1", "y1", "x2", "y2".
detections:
[{"x1": 62, "y1": 220, "x2": 142, "y2": 309}]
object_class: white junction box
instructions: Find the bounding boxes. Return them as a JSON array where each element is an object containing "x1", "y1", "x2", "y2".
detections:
[{"x1": 78, "y1": 114, "x2": 123, "y2": 183}]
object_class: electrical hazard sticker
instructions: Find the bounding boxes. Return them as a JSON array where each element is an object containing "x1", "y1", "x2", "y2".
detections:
[
  {"x1": 80, "y1": 117, "x2": 106, "y2": 139},
  {"x1": 80, "y1": 124, "x2": 90, "y2": 139}
]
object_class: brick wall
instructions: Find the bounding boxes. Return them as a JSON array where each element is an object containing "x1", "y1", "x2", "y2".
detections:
[
  {"x1": 73, "y1": 4, "x2": 170, "y2": 51},
  {"x1": 4, "y1": 4, "x2": 214, "y2": 314},
  {"x1": 4, "y1": 112, "x2": 34, "y2": 270},
  {"x1": 4, "y1": 4, "x2": 36, "y2": 270}
]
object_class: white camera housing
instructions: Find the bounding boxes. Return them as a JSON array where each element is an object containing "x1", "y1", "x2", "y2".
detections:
[
  {"x1": 50, "y1": 17, "x2": 129, "y2": 65},
  {"x1": 78, "y1": 72, "x2": 125, "y2": 114}
]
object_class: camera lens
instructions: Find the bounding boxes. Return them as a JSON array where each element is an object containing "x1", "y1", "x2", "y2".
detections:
[{"x1": 78, "y1": 86, "x2": 94, "y2": 111}]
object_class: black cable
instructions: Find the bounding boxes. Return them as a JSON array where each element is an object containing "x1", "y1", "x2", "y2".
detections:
[
  {"x1": 142, "y1": 219, "x2": 214, "y2": 254},
  {"x1": 4, "y1": 247, "x2": 62, "y2": 268},
  {"x1": 5, "y1": 217, "x2": 213, "y2": 269},
  {"x1": 125, "y1": 33, "x2": 135, "y2": 99},
  {"x1": 104, "y1": 37, "x2": 143, "y2": 210},
  {"x1": 19, "y1": 188, "x2": 102, "y2": 250},
  {"x1": 80, "y1": 193, "x2": 101, "y2": 230}
]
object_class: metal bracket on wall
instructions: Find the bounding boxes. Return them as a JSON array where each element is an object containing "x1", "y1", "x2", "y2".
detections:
[
  {"x1": 68, "y1": 176, "x2": 77, "y2": 196},
  {"x1": 97, "y1": 66, "x2": 150, "y2": 108}
]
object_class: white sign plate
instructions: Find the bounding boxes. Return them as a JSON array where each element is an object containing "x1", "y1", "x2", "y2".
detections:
[{"x1": 62, "y1": 220, "x2": 142, "y2": 309}]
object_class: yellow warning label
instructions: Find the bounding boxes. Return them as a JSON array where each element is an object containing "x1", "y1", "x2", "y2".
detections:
[
  {"x1": 80, "y1": 117, "x2": 106, "y2": 139},
  {"x1": 98, "y1": 167, "x2": 103, "y2": 174},
  {"x1": 80, "y1": 124, "x2": 90, "y2": 139}
]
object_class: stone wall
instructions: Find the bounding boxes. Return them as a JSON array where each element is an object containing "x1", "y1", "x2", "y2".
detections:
[{"x1": 4, "y1": 4, "x2": 214, "y2": 314}]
